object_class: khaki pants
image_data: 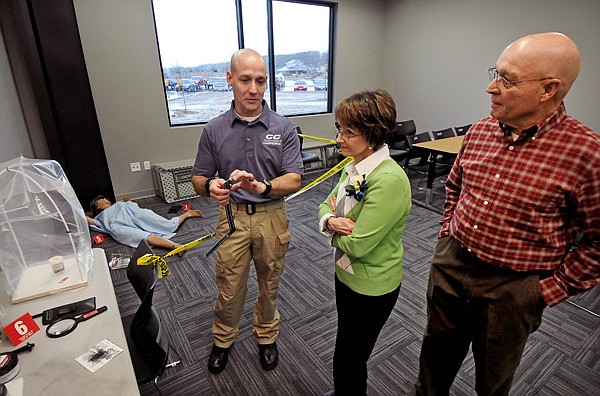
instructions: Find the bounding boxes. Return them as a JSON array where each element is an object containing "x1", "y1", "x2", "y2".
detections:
[
  {"x1": 414, "y1": 236, "x2": 548, "y2": 396},
  {"x1": 212, "y1": 200, "x2": 291, "y2": 347}
]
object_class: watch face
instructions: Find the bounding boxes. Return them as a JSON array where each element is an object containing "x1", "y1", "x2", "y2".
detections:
[{"x1": 261, "y1": 179, "x2": 272, "y2": 196}]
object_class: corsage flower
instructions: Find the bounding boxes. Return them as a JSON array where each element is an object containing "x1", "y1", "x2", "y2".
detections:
[{"x1": 345, "y1": 174, "x2": 368, "y2": 201}]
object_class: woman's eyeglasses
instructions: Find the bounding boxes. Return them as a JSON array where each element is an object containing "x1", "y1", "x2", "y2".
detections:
[{"x1": 334, "y1": 122, "x2": 360, "y2": 140}]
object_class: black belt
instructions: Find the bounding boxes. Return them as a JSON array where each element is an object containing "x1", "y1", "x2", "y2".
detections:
[{"x1": 235, "y1": 200, "x2": 282, "y2": 215}]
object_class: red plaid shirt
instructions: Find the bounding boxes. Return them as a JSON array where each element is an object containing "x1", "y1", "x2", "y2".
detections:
[{"x1": 440, "y1": 103, "x2": 600, "y2": 306}]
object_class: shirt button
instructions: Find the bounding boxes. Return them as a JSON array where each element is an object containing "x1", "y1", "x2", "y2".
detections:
[
  {"x1": 531, "y1": 136, "x2": 536, "y2": 141},
  {"x1": 495, "y1": 173, "x2": 500, "y2": 179},
  {"x1": 473, "y1": 225, "x2": 478, "y2": 230},
  {"x1": 509, "y1": 146, "x2": 514, "y2": 151},
  {"x1": 483, "y1": 200, "x2": 489, "y2": 205},
  {"x1": 467, "y1": 248, "x2": 472, "y2": 252}
]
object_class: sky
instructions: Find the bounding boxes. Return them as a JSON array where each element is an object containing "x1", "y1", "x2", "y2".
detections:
[{"x1": 152, "y1": 0, "x2": 330, "y2": 68}]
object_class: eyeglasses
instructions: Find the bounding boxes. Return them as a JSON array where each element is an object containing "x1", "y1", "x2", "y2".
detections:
[
  {"x1": 488, "y1": 67, "x2": 552, "y2": 88},
  {"x1": 334, "y1": 122, "x2": 360, "y2": 140}
]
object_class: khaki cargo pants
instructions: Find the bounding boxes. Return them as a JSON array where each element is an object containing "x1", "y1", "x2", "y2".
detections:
[{"x1": 212, "y1": 200, "x2": 291, "y2": 347}]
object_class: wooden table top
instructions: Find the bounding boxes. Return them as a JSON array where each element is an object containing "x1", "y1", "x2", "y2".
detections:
[{"x1": 413, "y1": 135, "x2": 464, "y2": 154}]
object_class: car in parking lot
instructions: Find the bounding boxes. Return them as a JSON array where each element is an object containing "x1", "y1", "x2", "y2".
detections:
[
  {"x1": 190, "y1": 76, "x2": 207, "y2": 89},
  {"x1": 313, "y1": 77, "x2": 328, "y2": 91},
  {"x1": 206, "y1": 77, "x2": 217, "y2": 90},
  {"x1": 165, "y1": 78, "x2": 178, "y2": 91},
  {"x1": 178, "y1": 78, "x2": 198, "y2": 92},
  {"x1": 293, "y1": 80, "x2": 308, "y2": 91},
  {"x1": 207, "y1": 76, "x2": 229, "y2": 90},
  {"x1": 275, "y1": 74, "x2": 285, "y2": 91},
  {"x1": 211, "y1": 76, "x2": 230, "y2": 91}
]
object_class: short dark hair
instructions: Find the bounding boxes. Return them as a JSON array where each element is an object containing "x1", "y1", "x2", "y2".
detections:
[
  {"x1": 335, "y1": 89, "x2": 397, "y2": 150},
  {"x1": 89, "y1": 195, "x2": 109, "y2": 216}
]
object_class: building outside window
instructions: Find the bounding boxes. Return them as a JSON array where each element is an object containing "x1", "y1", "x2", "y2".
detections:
[{"x1": 152, "y1": 0, "x2": 335, "y2": 126}]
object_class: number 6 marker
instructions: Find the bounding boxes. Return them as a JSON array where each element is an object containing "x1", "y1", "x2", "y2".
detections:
[{"x1": 3, "y1": 313, "x2": 40, "y2": 346}]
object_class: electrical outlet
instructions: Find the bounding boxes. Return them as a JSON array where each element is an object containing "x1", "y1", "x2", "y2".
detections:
[
  {"x1": 143, "y1": 161, "x2": 151, "y2": 171},
  {"x1": 130, "y1": 162, "x2": 141, "y2": 172}
]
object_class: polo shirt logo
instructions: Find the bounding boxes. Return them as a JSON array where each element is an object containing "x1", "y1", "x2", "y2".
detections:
[{"x1": 263, "y1": 133, "x2": 282, "y2": 145}]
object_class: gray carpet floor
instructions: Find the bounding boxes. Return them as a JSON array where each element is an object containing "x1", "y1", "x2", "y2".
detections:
[{"x1": 101, "y1": 171, "x2": 600, "y2": 396}]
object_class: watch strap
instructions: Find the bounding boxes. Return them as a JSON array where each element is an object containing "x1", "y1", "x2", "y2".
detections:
[{"x1": 205, "y1": 176, "x2": 217, "y2": 195}]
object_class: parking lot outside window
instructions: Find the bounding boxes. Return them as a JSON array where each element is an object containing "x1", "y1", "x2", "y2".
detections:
[{"x1": 152, "y1": 0, "x2": 335, "y2": 126}]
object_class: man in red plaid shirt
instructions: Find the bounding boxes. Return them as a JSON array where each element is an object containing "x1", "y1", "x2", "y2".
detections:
[{"x1": 412, "y1": 32, "x2": 600, "y2": 396}]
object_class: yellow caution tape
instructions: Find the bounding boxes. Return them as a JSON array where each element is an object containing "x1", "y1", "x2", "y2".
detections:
[
  {"x1": 164, "y1": 232, "x2": 217, "y2": 258},
  {"x1": 137, "y1": 232, "x2": 217, "y2": 278},
  {"x1": 285, "y1": 156, "x2": 353, "y2": 201},
  {"x1": 137, "y1": 253, "x2": 161, "y2": 266},
  {"x1": 298, "y1": 134, "x2": 337, "y2": 145},
  {"x1": 157, "y1": 257, "x2": 170, "y2": 278},
  {"x1": 137, "y1": 254, "x2": 171, "y2": 278}
]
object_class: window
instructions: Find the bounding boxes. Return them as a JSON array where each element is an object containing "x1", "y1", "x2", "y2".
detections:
[{"x1": 152, "y1": 0, "x2": 335, "y2": 126}]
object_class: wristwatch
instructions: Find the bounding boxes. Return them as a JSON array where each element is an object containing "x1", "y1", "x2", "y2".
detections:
[
  {"x1": 323, "y1": 215, "x2": 335, "y2": 232},
  {"x1": 204, "y1": 176, "x2": 217, "y2": 195},
  {"x1": 260, "y1": 179, "x2": 272, "y2": 196}
]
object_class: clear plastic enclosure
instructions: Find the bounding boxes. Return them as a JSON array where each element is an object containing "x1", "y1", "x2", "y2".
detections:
[{"x1": 0, "y1": 157, "x2": 93, "y2": 303}]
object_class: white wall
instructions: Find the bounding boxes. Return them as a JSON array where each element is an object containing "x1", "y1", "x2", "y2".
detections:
[
  {"x1": 0, "y1": 28, "x2": 33, "y2": 163},
  {"x1": 383, "y1": 0, "x2": 600, "y2": 133}
]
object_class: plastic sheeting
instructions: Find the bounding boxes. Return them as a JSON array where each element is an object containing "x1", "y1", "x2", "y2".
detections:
[{"x1": 0, "y1": 157, "x2": 93, "y2": 303}]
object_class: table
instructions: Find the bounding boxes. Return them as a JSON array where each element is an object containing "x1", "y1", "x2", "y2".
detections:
[
  {"x1": 0, "y1": 248, "x2": 139, "y2": 396},
  {"x1": 412, "y1": 135, "x2": 464, "y2": 213}
]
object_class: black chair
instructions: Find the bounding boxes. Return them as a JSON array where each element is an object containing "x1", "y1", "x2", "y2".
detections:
[
  {"x1": 388, "y1": 120, "x2": 416, "y2": 163},
  {"x1": 389, "y1": 120, "x2": 417, "y2": 149},
  {"x1": 404, "y1": 132, "x2": 433, "y2": 172},
  {"x1": 295, "y1": 126, "x2": 321, "y2": 170},
  {"x1": 404, "y1": 132, "x2": 452, "y2": 186},
  {"x1": 396, "y1": 119, "x2": 417, "y2": 137},
  {"x1": 431, "y1": 128, "x2": 455, "y2": 140},
  {"x1": 122, "y1": 240, "x2": 169, "y2": 395},
  {"x1": 454, "y1": 124, "x2": 472, "y2": 136},
  {"x1": 431, "y1": 128, "x2": 457, "y2": 165}
]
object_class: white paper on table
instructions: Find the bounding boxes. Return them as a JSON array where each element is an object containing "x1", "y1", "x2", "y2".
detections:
[{"x1": 76, "y1": 339, "x2": 123, "y2": 373}]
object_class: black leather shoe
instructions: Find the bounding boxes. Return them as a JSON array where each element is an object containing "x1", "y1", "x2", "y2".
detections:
[
  {"x1": 258, "y1": 342, "x2": 278, "y2": 371},
  {"x1": 207, "y1": 344, "x2": 230, "y2": 374},
  {"x1": 323, "y1": 389, "x2": 335, "y2": 396}
]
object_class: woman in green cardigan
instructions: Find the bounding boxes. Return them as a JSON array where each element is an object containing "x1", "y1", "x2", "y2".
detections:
[{"x1": 318, "y1": 89, "x2": 412, "y2": 396}]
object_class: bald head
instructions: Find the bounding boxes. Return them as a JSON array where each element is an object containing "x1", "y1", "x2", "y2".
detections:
[
  {"x1": 227, "y1": 48, "x2": 268, "y2": 117},
  {"x1": 501, "y1": 32, "x2": 580, "y2": 100},
  {"x1": 230, "y1": 48, "x2": 266, "y2": 74}
]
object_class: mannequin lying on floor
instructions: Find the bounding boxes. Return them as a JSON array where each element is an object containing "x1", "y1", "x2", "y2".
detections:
[{"x1": 86, "y1": 195, "x2": 203, "y2": 250}]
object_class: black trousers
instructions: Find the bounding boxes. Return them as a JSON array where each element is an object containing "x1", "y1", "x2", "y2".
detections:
[
  {"x1": 414, "y1": 236, "x2": 548, "y2": 396},
  {"x1": 333, "y1": 275, "x2": 401, "y2": 395}
]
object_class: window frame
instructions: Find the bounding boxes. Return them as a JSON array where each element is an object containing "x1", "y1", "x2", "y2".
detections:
[
  {"x1": 264, "y1": 0, "x2": 336, "y2": 116},
  {"x1": 151, "y1": 0, "x2": 336, "y2": 126}
]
